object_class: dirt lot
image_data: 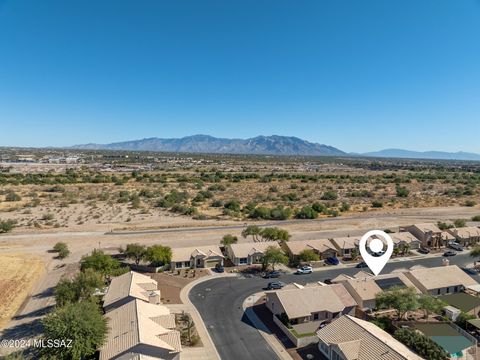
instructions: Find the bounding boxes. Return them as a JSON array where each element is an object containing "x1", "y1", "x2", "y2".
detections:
[
  {"x1": 0, "y1": 253, "x2": 45, "y2": 329},
  {"x1": 150, "y1": 269, "x2": 209, "y2": 304}
]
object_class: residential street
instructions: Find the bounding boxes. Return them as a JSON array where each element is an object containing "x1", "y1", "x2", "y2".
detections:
[{"x1": 189, "y1": 252, "x2": 478, "y2": 360}]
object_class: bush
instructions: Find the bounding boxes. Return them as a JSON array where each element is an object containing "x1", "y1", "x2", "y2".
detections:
[
  {"x1": 321, "y1": 191, "x2": 338, "y2": 201},
  {"x1": 295, "y1": 206, "x2": 318, "y2": 219},
  {"x1": 0, "y1": 219, "x2": 16, "y2": 233},
  {"x1": 454, "y1": 219, "x2": 467, "y2": 228},
  {"x1": 371, "y1": 200, "x2": 383, "y2": 208},
  {"x1": 396, "y1": 186, "x2": 410, "y2": 197},
  {"x1": 298, "y1": 249, "x2": 319, "y2": 262},
  {"x1": 472, "y1": 215, "x2": 480, "y2": 222},
  {"x1": 5, "y1": 191, "x2": 21, "y2": 202},
  {"x1": 464, "y1": 200, "x2": 477, "y2": 207},
  {"x1": 224, "y1": 199, "x2": 241, "y2": 212}
]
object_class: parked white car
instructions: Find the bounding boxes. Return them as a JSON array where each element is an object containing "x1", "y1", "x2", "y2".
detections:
[
  {"x1": 448, "y1": 241, "x2": 464, "y2": 251},
  {"x1": 296, "y1": 265, "x2": 313, "y2": 274}
]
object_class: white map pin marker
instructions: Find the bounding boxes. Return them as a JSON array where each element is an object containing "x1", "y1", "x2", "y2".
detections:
[{"x1": 359, "y1": 230, "x2": 394, "y2": 276}]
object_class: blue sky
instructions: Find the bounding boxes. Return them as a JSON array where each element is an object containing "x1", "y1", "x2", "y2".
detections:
[{"x1": 0, "y1": 0, "x2": 479, "y2": 153}]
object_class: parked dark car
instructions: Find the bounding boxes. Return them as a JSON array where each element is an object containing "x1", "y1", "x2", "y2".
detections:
[
  {"x1": 215, "y1": 263, "x2": 224, "y2": 273},
  {"x1": 266, "y1": 281, "x2": 285, "y2": 290},
  {"x1": 264, "y1": 270, "x2": 281, "y2": 278},
  {"x1": 462, "y1": 267, "x2": 477, "y2": 275},
  {"x1": 325, "y1": 257, "x2": 340, "y2": 265},
  {"x1": 356, "y1": 261, "x2": 368, "y2": 268},
  {"x1": 443, "y1": 250, "x2": 456, "y2": 257},
  {"x1": 418, "y1": 247, "x2": 430, "y2": 254}
]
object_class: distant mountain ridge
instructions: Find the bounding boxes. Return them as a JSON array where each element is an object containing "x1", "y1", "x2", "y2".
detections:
[
  {"x1": 71, "y1": 135, "x2": 480, "y2": 160},
  {"x1": 72, "y1": 135, "x2": 345, "y2": 156},
  {"x1": 361, "y1": 148, "x2": 480, "y2": 161}
]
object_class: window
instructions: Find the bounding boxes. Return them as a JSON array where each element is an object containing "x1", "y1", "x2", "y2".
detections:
[
  {"x1": 313, "y1": 313, "x2": 319, "y2": 320},
  {"x1": 239, "y1": 258, "x2": 248, "y2": 265}
]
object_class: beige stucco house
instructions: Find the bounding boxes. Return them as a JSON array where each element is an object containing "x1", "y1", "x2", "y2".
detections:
[
  {"x1": 170, "y1": 245, "x2": 224, "y2": 271},
  {"x1": 225, "y1": 241, "x2": 280, "y2": 266}
]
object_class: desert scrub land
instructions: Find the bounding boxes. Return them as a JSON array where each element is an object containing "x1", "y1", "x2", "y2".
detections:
[
  {"x1": 0, "y1": 151, "x2": 479, "y2": 233},
  {"x1": 0, "y1": 253, "x2": 45, "y2": 329}
]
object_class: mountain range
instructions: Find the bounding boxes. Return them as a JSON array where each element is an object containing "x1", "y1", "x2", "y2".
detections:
[
  {"x1": 72, "y1": 135, "x2": 345, "y2": 156},
  {"x1": 72, "y1": 135, "x2": 480, "y2": 161}
]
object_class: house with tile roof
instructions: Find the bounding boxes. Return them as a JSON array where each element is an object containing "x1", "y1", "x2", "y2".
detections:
[
  {"x1": 170, "y1": 245, "x2": 224, "y2": 271},
  {"x1": 225, "y1": 241, "x2": 280, "y2": 266},
  {"x1": 103, "y1": 271, "x2": 161, "y2": 312},
  {"x1": 447, "y1": 226, "x2": 480, "y2": 246},
  {"x1": 283, "y1": 238, "x2": 338, "y2": 260},
  {"x1": 405, "y1": 265, "x2": 478, "y2": 295},
  {"x1": 100, "y1": 299, "x2": 181, "y2": 360},
  {"x1": 317, "y1": 315, "x2": 423, "y2": 360}
]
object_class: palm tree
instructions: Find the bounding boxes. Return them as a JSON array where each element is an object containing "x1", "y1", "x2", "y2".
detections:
[{"x1": 403, "y1": 244, "x2": 411, "y2": 255}]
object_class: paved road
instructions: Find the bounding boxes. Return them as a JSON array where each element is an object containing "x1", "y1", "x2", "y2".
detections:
[{"x1": 190, "y1": 253, "x2": 477, "y2": 360}]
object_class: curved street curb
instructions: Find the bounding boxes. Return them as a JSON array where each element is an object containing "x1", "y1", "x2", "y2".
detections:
[{"x1": 178, "y1": 273, "x2": 236, "y2": 360}]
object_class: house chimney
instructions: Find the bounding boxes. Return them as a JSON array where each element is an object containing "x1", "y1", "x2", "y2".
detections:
[{"x1": 148, "y1": 291, "x2": 160, "y2": 304}]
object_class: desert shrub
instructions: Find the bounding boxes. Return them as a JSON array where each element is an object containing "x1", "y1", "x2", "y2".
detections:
[
  {"x1": 295, "y1": 206, "x2": 318, "y2": 219},
  {"x1": 321, "y1": 191, "x2": 338, "y2": 201}
]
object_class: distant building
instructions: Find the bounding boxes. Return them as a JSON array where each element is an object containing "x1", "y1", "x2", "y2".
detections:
[
  {"x1": 330, "y1": 236, "x2": 360, "y2": 259},
  {"x1": 390, "y1": 232, "x2": 421, "y2": 250},
  {"x1": 317, "y1": 315, "x2": 422, "y2": 360},
  {"x1": 225, "y1": 241, "x2": 280, "y2": 266},
  {"x1": 403, "y1": 223, "x2": 451, "y2": 249},
  {"x1": 448, "y1": 226, "x2": 480, "y2": 246},
  {"x1": 170, "y1": 245, "x2": 224, "y2": 271},
  {"x1": 405, "y1": 265, "x2": 478, "y2": 295},
  {"x1": 283, "y1": 239, "x2": 338, "y2": 260}
]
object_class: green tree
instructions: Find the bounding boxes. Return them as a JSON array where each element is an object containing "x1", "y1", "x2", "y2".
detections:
[
  {"x1": 470, "y1": 245, "x2": 480, "y2": 261},
  {"x1": 350, "y1": 248, "x2": 359, "y2": 260},
  {"x1": 80, "y1": 249, "x2": 121, "y2": 276},
  {"x1": 418, "y1": 294, "x2": 445, "y2": 322},
  {"x1": 260, "y1": 227, "x2": 291, "y2": 242},
  {"x1": 144, "y1": 245, "x2": 172, "y2": 267},
  {"x1": 221, "y1": 234, "x2": 238, "y2": 246},
  {"x1": 242, "y1": 225, "x2": 262, "y2": 242},
  {"x1": 122, "y1": 243, "x2": 147, "y2": 265},
  {"x1": 263, "y1": 246, "x2": 288, "y2": 270},
  {"x1": 54, "y1": 268, "x2": 104, "y2": 306},
  {"x1": 298, "y1": 249, "x2": 320, "y2": 262},
  {"x1": 375, "y1": 286, "x2": 419, "y2": 320},
  {"x1": 41, "y1": 301, "x2": 108, "y2": 360},
  {"x1": 394, "y1": 328, "x2": 448, "y2": 360}
]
